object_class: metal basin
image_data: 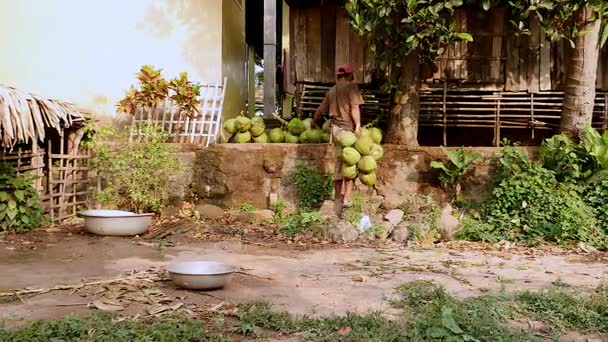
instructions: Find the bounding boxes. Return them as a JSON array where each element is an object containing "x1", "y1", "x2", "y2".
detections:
[
  {"x1": 166, "y1": 261, "x2": 239, "y2": 290},
  {"x1": 79, "y1": 209, "x2": 154, "y2": 236}
]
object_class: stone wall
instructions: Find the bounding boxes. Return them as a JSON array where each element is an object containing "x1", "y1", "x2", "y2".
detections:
[{"x1": 169, "y1": 144, "x2": 538, "y2": 209}]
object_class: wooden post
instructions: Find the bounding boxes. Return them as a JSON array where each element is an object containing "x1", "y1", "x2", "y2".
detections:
[
  {"x1": 248, "y1": 46, "x2": 256, "y2": 117},
  {"x1": 263, "y1": 0, "x2": 277, "y2": 118}
]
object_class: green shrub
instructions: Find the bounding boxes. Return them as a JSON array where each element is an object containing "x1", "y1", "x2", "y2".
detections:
[
  {"x1": 455, "y1": 216, "x2": 502, "y2": 243},
  {"x1": 584, "y1": 177, "x2": 608, "y2": 233},
  {"x1": 430, "y1": 147, "x2": 480, "y2": 200},
  {"x1": 483, "y1": 145, "x2": 604, "y2": 247},
  {"x1": 291, "y1": 161, "x2": 333, "y2": 210},
  {"x1": 86, "y1": 123, "x2": 180, "y2": 213},
  {"x1": 278, "y1": 211, "x2": 326, "y2": 238},
  {"x1": 0, "y1": 164, "x2": 47, "y2": 232}
]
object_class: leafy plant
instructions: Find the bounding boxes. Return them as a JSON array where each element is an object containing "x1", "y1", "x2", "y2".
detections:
[
  {"x1": 291, "y1": 161, "x2": 333, "y2": 210},
  {"x1": 455, "y1": 216, "x2": 502, "y2": 243},
  {"x1": 270, "y1": 199, "x2": 288, "y2": 224},
  {"x1": 0, "y1": 164, "x2": 47, "y2": 232},
  {"x1": 278, "y1": 211, "x2": 326, "y2": 238},
  {"x1": 238, "y1": 203, "x2": 257, "y2": 212},
  {"x1": 483, "y1": 147, "x2": 604, "y2": 247},
  {"x1": 169, "y1": 72, "x2": 202, "y2": 119},
  {"x1": 117, "y1": 65, "x2": 169, "y2": 114},
  {"x1": 86, "y1": 123, "x2": 180, "y2": 213},
  {"x1": 540, "y1": 133, "x2": 593, "y2": 182},
  {"x1": 431, "y1": 147, "x2": 481, "y2": 199},
  {"x1": 346, "y1": 0, "x2": 472, "y2": 87}
]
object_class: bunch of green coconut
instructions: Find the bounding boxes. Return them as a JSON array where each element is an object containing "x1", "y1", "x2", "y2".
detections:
[
  {"x1": 337, "y1": 127, "x2": 383, "y2": 187},
  {"x1": 223, "y1": 115, "x2": 332, "y2": 144}
]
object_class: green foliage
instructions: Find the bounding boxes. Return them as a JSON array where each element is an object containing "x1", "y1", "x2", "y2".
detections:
[
  {"x1": 278, "y1": 211, "x2": 326, "y2": 238},
  {"x1": 482, "y1": 0, "x2": 608, "y2": 48},
  {"x1": 238, "y1": 203, "x2": 257, "y2": 212},
  {"x1": 484, "y1": 161, "x2": 602, "y2": 246},
  {"x1": 455, "y1": 216, "x2": 503, "y2": 243},
  {"x1": 0, "y1": 314, "x2": 228, "y2": 342},
  {"x1": 583, "y1": 177, "x2": 608, "y2": 232},
  {"x1": 86, "y1": 123, "x2": 180, "y2": 213},
  {"x1": 0, "y1": 164, "x2": 46, "y2": 232},
  {"x1": 270, "y1": 199, "x2": 288, "y2": 223},
  {"x1": 540, "y1": 133, "x2": 593, "y2": 182},
  {"x1": 346, "y1": 0, "x2": 472, "y2": 90},
  {"x1": 480, "y1": 134, "x2": 608, "y2": 247},
  {"x1": 431, "y1": 147, "x2": 481, "y2": 198},
  {"x1": 291, "y1": 161, "x2": 333, "y2": 210}
]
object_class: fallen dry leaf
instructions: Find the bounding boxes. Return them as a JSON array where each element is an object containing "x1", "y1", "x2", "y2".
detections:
[
  {"x1": 352, "y1": 275, "x2": 366, "y2": 282},
  {"x1": 337, "y1": 326, "x2": 352, "y2": 335}
]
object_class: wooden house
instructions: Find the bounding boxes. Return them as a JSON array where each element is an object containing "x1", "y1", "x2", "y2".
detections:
[{"x1": 278, "y1": 1, "x2": 608, "y2": 146}]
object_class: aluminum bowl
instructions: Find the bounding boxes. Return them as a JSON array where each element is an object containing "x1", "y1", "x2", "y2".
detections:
[
  {"x1": 79, "y1": 209, "x2": 154, "y2": 236},
  {"x1": 167, "y1": 261, "x2": 239, "y2": 290}
]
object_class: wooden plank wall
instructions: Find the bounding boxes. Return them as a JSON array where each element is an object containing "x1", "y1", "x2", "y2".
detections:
[
  {"x1": 290, "y1": 5, "x2": 608, "y2": 91},
  {"x1": 290, "y1": 4, "x2": 372, "y2": 84}
]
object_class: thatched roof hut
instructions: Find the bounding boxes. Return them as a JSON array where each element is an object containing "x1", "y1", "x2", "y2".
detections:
[{"x1": 0, "y1": 85, "x2": 89, "y2": 147}]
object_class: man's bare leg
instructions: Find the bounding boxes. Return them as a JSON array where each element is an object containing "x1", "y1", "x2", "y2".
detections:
[
  {"x1": 343, "y1": 179, "x2": 354, "y2": 207},
  {"x1": 334, "y1": 180, "x2": 344, "y2": 216}
]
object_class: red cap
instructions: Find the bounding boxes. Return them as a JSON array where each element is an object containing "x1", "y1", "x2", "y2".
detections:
[{"x1": 336, "y1": 64, "x2": 353, "y2": 75}]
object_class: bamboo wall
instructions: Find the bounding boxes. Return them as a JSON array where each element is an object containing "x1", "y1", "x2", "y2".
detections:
[{"x1": 290, "y1": 6, "x2": 608, "y2": 91}]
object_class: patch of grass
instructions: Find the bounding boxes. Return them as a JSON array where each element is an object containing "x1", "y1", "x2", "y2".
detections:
[
  {"x1": 514, "y1": 284, "x2": 608, "y2": 332},
  {"x1": 393, "y1": 281, "x2": 528, "y2": 341},
  {"x1": 238, "y1": 203, "x2": 257, "y2": 212},
  {"x1": 0, "y1": 314, "x2": 229, "y2": 342}
]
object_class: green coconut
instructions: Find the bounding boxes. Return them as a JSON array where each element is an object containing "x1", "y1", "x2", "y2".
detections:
[
  {"x1": 299, "y1": 130, "x2": 309, "y2": 143},
  {"x1": 357, "y1": 155, "x2": 377, "y2": 173},
  {"x1": 285, "y1": 131, "x2": 300, "y2": 144},
  {"x1": 342, "y1": 164, "x2": 358, "y2": 180},
  {"x1": 235, "y1": 131, "x2": 251, "y2": 143},
  {"x1": 354, "y1": 136, "x2": 374, "y2": 155},
  {"x1": 223, "y1": 118, "x2": 237, "y2": 134},
  {"x1": 253, "y1": 132, "x2": 268, "y2": 143},
  {"x1": 342, "y1": 147, "x2": 361, "y2": 166},
  {"x1": 249, "y1": 122, "x2": 266, "y2": 137},
  {"x1": 307, "y1": 128, "x2": 323, "y2": 143},
  {"x1": 302, "y1": 118, "x2": 313, "y2": 131},
  {"x1": 269, "y1": 128, "x2": 284, "y2": 143},
  {"x1": 235, "y1": 116, "x2": 251, "y2": 133},
  {"x1": 370, "y1": 144, "x2": 384, "y2": 160},
  {"x1": 359, "y1": 172, "x2": 377, "y2": 186},
  {"x1": 322, "y1": 132, "x2": 331, "y2": 143},
  {"x1": 288, "y1": 118, "x2": 305, "y2": 135},
  {"x1": 336, "y1": 131, "x2": 357, "y2": 148},
  {"x1": 251, "y1": 116, "x2": 265, "y2": 126},
  {"x1": 360, "y1": 127, "x2": 371, "y2": 138},
  {"x1": 322, "y1": 120, "x2": 331, "y2": 133},
  {"x1": 369, "y1": 127, "x2": 383, "y2": 144}
]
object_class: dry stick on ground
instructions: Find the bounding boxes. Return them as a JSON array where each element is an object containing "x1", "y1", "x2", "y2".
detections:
[{"x1": 0, "y1": 269, "x2": 168, "y2": 299}]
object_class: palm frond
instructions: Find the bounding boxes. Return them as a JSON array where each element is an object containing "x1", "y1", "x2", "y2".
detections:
[{"x1": 0, "y1": 85, "x2": 88, "y2": 147}]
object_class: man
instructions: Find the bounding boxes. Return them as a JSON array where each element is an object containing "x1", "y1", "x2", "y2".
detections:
[{"x1": 313, "y1": 65, "x2": 364, "y2": 215}]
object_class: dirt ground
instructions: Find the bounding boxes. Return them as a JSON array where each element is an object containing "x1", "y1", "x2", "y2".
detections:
[{"x1": 1, "y1": 224, "x2": 608, "y2": 340}]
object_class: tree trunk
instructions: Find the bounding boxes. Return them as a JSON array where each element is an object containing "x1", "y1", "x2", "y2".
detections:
[
  {"x1": 386, "y1": 53, "x2": 420, "y2": 146},
  {"x1": 559, "y1": 5, "x2": 601, "y2": 138}
]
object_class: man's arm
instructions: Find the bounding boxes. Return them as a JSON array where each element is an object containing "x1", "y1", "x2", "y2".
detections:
[
  {"x1": 351, "y1": 105, "x2": 361, "y2": 134},
  {"x1": 314, "y1": 95, "x2": 329, "y2": 127},
  {"x1": 350, "y1": 86, "x2": 364, "y2": 134}
]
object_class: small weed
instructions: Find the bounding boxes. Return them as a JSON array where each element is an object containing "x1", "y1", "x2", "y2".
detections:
[
  {"x1": 343, "y1": 191, "x2": 363, "y2": 226},
  {"x1": 239, "y1": 203, "x2": 257, "y2": 212},
  {"x1": 271, "y1": 199, "x2": 288, "y2": 223},
  {"x1": 291, "y1": 161, "x2": 333, "y2": 210},
  {"x1": 278, "y1": 211, "x2": 326, "y2": 238},
  {"x1": 154, "y1": 238, "x2": 168, "y2": 252}
]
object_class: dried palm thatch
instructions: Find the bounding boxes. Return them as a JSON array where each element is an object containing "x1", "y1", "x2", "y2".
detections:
[{"x1": 0, "y1": 84, "x2": 88, "y2": 147}]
